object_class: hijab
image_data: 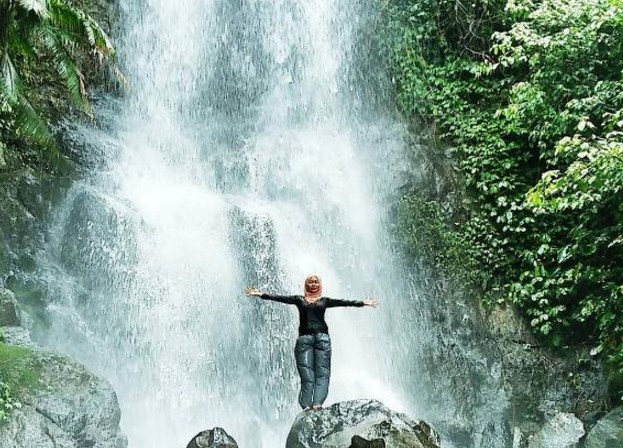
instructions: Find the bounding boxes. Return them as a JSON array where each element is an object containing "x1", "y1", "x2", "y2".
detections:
[{"x1": 304, "y1": 275, "x2": 322, "y2": 302}]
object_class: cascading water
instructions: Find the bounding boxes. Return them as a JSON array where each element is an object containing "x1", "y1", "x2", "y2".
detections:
[{"x1": 34, "y1": 0, "x2": 511, "y2": 446}]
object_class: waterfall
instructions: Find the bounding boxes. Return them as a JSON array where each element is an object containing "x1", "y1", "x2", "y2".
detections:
[{"x1": 35, "y1": 0, "x2": 510, "y2": 446}]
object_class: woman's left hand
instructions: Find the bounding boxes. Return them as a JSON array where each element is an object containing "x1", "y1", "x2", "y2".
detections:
[{"x1": 363, "y1": 299, "x2": 379, "y2": 308}]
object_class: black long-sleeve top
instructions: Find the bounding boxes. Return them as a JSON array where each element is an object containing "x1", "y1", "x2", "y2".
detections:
[{"x1": 260, "y1": 294, "x2": 364, "y2": 336}]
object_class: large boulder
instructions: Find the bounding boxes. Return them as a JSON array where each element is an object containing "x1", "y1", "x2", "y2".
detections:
[
  {"x1": 186, "y1": 427, "x2": 238, "y2": 448},
  {"x1": 584, "y1": 407, "x2": 623, "y2": 448},
  {"x1": 527, "y1": 412, "x2": 584, "y2": 448},
  {"x1": 0, "y1": 327, "x2": 127, "y2": 448},
  {"x1": 286, "y1": 399, "x2": 440, "y2": 448}
]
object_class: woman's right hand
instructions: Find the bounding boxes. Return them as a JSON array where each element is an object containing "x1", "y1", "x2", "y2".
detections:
[{"x1": 245, "y1": 287, "x2": 263, "y2": 297}]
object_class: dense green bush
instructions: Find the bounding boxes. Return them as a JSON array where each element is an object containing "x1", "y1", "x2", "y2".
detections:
[{"x1": 386, "y1": 0, "x2": 623, "y2": 376}]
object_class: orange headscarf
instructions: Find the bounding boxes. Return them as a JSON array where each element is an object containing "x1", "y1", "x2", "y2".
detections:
[{"x1": 304, "y1": 275, "x2": 322, "y2": 301}]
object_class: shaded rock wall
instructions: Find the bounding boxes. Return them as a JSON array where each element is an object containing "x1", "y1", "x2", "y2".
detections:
[
  {"x1": 484, "y1": 304, "x2": 607, "y2": 441},
  {"x1": 0, "y1": 168, "x2": 74, "y2": 331}
]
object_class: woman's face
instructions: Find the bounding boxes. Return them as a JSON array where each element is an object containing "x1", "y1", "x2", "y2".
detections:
[{"x1": 306, "y1": 276, "x2": 320, "y2": 293}]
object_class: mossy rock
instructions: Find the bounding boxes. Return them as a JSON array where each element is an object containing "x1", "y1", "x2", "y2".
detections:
[{"x1": 0, "y1": 328, "x2": 127, "y2": 447}]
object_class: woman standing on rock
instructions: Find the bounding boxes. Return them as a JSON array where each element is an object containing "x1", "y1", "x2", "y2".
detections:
[{"x1": 245, "y1": 275, "x2": 378, "y2": 411}]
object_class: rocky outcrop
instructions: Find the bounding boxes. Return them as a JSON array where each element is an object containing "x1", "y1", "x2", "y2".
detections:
[
  {"x1": 584, "y1": 406, "x2": 623, "y2": 448},
  {"x1": 526, "y1": 412, "x2": 584, "y2": 448},
  {"x1": 186, "y1": 428, "x2": 238, "y2": 448},
  {"x1": 484, "y1": 304, "x2": 606, "y2": 438},
  {"x1": 0, "y1": 168, "x2": 73, "y2": 333},
  {"x1": 0, "y1": 326, "x2": 127, "y2": 448},
  {"x1": 286, "y1": 399, "x2": 440, "y2": 448}
]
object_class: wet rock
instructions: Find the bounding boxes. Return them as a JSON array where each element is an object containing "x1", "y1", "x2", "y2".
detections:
[
  {"x1": 0, "y1": 167, "x2": 71, "y2": 301},
  {"x1": 59, "y1": 188, "x2": 138, "y2": 287},
  {"x1": 286, "y1": 399, "x2": 441, "y2": 448},
  {"x1": 350, "y1": 435, "x2": 385, "y2": 447},
  {"x1": 0, "y1": 228, "x2": 7, "y2": 276},
  {"x1": 584, "y1": 406, "x2": 623, "y2": 448},
  {"x1": 487, "y1": 305, "x2": 533, "y2": 343},
  {"x1": 1, "y1": 325, "x2": 37, "y2": 347},
  {"x1": 4, "y1": 275, "x2": 49, "y2": 329},
  {"x1": 186, "y1": 427, "x2": 238, "y2": 448},
  {"x1": 17, "y1": 172, "x2": 54, "y2": 220},
  {"x1": 527, "y1": 412, "x2": 584, "y2": 448},
  {"x1": 480, "y1": 303, "x2": 607, "y2": 440},
  {"x1": 0, "y1": 288, "x2": 20, "y2": 326},
  {"x1": 0, "y1": 327, "x2": 127, "y2": 448}
]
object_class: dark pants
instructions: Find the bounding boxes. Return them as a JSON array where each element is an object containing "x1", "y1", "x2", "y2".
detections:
[{"x1": 294, "y1": 333, "x2": 331, "y2": 409}]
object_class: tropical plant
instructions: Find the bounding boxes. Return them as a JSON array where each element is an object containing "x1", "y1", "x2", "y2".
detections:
[{"x1": 0, "y1": 0, "x2": 115, "y2": 147}]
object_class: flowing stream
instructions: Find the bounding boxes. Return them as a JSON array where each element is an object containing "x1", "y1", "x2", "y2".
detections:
[{"x1": 35, "y1": 0, "x2": 510, "y2": 446}]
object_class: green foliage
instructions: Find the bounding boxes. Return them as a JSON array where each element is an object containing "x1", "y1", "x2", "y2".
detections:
[
  {"x1": 0, "y1": 379, "x2": 19, "y2": 424},
  {"x1": 396, "y1": 194, "x2": 487, "y2": 289},
  {"x1": 0, "y1": 0, "x2": 116, "y2": 153},
  {"x1": 0, "y1": 343, "x2": 40, "y2": 424},
  {"x1": 385, "y1": 0, "x2": 623, "y2": 370}
]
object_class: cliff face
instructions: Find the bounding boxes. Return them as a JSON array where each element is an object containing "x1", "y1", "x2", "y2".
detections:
[
  {"x1": 395, "y1": 139, "x2": 609, "y2": 445},
  {"x1": 0, "y1": 0, "x2": 121, "y2": 327},
  {"x1": 484, "y1": 305, "x2": 607, "y2": 441},
  {"x1": 0, "y1": 168, "x2": 73, "y2": 330}
]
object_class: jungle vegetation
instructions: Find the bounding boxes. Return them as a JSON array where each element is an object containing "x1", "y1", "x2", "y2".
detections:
[{"x1": 386, "y1": 0, "x2": 623, "y2": 386}]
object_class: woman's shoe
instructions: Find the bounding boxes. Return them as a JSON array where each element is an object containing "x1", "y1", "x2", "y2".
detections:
[{"x1": 311, "y1": 404, "x2": 322, "y2": 411}]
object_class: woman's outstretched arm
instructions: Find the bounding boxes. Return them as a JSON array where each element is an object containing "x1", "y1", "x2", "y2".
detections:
[
  {"x1": 245, "y1": 288, "x2": 299, "y2": 305},
  {"x1": 325, "y1": 297, "x2": 379, "y2": 308}
]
